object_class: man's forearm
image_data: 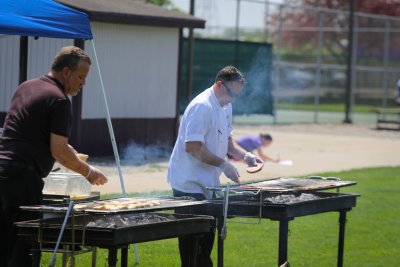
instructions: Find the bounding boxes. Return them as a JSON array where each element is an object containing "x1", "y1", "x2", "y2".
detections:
[
  {"x1": 227, "y1": 138, "x2": 247, "y2": 159},
  {"x1": 186, "y1": 141, "x2": 225, "y2": 167},
  {"x1": 55, "y1": 145, "x2": 90, "y2": 175},
  {"x1": 51, "y1": 134, "x2": 90, "y2": 176}
]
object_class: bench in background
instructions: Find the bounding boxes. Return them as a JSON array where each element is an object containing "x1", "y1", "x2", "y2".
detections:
[{"x1": 376, "y1": 108, "x2": 400, "y2": 130}]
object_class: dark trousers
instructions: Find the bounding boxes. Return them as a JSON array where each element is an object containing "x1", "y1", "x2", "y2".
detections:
[
  {"x1": 173, "y1": 189, "x2": 215, "y2": 267},
  {"x1": 0, "y1": 165, "x2": 43, "y2": 267}
]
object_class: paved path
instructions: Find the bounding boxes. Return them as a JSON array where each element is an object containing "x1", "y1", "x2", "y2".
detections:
[{"x1": 90, "y1": 123, "x2": 400, "y2": 195}]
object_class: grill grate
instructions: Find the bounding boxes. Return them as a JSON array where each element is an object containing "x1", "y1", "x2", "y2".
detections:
[{"x1": 208, "y1": 177, "x2": 357, "y2": 193}]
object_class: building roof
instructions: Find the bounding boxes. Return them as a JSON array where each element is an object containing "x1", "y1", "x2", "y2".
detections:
[{"x1": 56, "y1": 0, "x2": 205, "y2": 28}]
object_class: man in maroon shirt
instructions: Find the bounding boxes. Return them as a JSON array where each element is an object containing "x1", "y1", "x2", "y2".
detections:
[{"x1": 0, "y1": 46, "x2": 108, "y2": 266}]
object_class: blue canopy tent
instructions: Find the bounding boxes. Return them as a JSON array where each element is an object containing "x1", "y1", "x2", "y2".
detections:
[
  {"x1": 0, "y1": 0, "x2": 126, "y2": 194},
  {"x1": 1, "y1": 1, "x2": 143, "y2": 264},
  {"x1": 0, "y1": 0, "x2": 92, "y2": 39}
]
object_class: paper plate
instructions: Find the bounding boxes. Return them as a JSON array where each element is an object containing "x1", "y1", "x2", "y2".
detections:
[
  {"x1": 279, "y1": 160, "x2": 293, "y2": 166},
  {"x1": 246, "y1": 162, "x2": 264, "y2": 174}
]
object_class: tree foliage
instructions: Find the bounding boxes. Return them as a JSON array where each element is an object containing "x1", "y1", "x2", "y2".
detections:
[
  {"x1": 138, "y1": 0, "x2": 184, "y2": 12},
  {"x1": 138, "y1": 0, "x2": 172, "y2": 8},
  {"x1": 300, "y1": 0, "x2": 400, "y2": 16},
  {"x1": 268, "y1": 0, "x2": 400, "y2": 64}
]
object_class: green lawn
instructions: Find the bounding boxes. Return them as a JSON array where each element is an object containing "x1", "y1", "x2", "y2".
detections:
[
  {"x1": 40, "y1": 166, "x2": 400, "y2": 266},
  {"x1": 275, "y1": 102, "x2": 379, "y2": 113}
]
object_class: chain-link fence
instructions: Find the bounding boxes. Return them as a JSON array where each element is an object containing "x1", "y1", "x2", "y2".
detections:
[{"x1": 183, "y1": 0, "x2": 400, "y2": 124}]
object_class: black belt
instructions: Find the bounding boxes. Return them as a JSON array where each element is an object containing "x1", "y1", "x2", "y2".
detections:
[{"x1": 0, "y1": 159, "x2": 36, "y2": 172}]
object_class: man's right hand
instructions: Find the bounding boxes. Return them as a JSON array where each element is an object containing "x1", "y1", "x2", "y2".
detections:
[
  {"x1": 220, "y1": 161, "x2": 240, "y2": 183},
  {"x1": 86, "y1": 166, "x2": 108, "y2": 185}
]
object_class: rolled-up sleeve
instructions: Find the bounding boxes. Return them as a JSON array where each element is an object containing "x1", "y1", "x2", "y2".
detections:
[{"x1": 184, "y1": 103, "x2": 211, "y2": 143}]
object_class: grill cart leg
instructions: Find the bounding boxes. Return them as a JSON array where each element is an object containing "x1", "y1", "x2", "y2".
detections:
[
  {"x1": 188, "y1": 235, "x2": 199, "y2": 267},
  {"x1": 132, "y1": 244, "x2": 140, "y2": 264},
  {"x1": 337, "y1": 210, "x2": 348, "y2": 267},
  {"x1": 107, "y1": 248, "x2": 118, "y2": 267},
  {"x1": 121, "y1": 246, "x2": 128, "y2": 267},
  {"x1": 278, "y1": 219, "x2": 290, "y2": 266},
  {"x1": 91, "y1": 247, "x2": 97, "y2": 267},
  {"x1": 217, "y1": 235, "x2": 224, "y2": 267},
  {"x1": 217, "y1": 217, "x2": 224, "y2": 267},
  {"x1": 31, "y1": 247, "x2": 41, "y2": 267},
  {"x1": 61, "y1": 245, "x2": 68, "y2": 267}
]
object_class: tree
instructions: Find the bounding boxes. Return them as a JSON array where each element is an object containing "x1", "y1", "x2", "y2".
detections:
[
  {"x1": 138, "y1": 0, "x2": 184, "y2": 12},
  {"x1": 267, "y1": 0, "x2": 400, "y2": 64},
  {"x1": 138, "y1": 0, "x2": 173, "y2": 8}
]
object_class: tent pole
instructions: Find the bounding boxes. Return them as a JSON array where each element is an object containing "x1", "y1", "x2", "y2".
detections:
[{"x1": 89, "y1": 40, "x2": 126, "y2": 196}]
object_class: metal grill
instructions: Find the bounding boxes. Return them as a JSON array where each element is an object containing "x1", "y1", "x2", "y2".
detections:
[{"x1": 205, "y1": 177, "x2": 359, "y2": 267}]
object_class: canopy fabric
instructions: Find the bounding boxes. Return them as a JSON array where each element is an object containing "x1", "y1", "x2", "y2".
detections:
[{"x1": 0, "y1": 0, "x2": 93, "y2": 39}]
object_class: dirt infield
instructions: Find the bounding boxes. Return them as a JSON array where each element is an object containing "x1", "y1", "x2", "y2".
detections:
[{"x1": 90, "y1": 123, "x2": 400, "y2": 195}]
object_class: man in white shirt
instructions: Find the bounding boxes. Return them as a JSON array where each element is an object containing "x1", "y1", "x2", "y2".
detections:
[{"x1": 167, "y1": 66, "x2": 262, "y2": 266}]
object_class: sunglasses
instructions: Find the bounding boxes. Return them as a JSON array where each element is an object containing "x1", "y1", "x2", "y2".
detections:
[{"x1": 220, "y1": 80, "x2": 240, "y2": 98}]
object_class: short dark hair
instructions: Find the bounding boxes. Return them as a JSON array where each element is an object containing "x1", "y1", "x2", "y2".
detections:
[
  {"x1": 260, "y1": 134, "x2": 272, "y2": 141},
  {"x1": 51, "y1": 46, "x2": 91, "y2": 72},
  {"x1": 215, "y1": 65, "x2": 245, "y2": 84}
]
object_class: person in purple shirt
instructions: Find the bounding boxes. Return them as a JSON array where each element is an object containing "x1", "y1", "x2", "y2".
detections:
[{"x1": 236, "y1": 134, "x2": 280, "y2": 163}]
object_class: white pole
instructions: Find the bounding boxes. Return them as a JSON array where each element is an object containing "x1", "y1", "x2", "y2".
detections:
[{"x1": 89, "y1": 39, "x2": 126, "y2": 196}]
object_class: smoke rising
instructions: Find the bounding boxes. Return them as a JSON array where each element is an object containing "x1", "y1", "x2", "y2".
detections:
[
  {"x1": 234, "y1": 46, "x2": 273, "y2": 115},
  {"x1": 121, "y1": 141, "x2": 171, "y2": 165}
]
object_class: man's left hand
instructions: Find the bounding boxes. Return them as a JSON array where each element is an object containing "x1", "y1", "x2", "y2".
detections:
[{"x1": 243, "y1": 152, "x2": 263, "y2": 166}]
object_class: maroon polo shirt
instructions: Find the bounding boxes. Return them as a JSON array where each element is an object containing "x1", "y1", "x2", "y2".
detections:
[{"x1": 0, "y1": 75, "x2": 72, "y2": 178}]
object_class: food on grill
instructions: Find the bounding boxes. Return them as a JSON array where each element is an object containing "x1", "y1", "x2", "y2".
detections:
[
  {"x1": 74, "y1": 198, "x2": 162, "y2": 211},
  {"x1": 86, "y1": 213, "x2": 175, "y2": 228},
  {"x1": 74, "y1": 203, "x2": 91, "y2": 209},
  {"x1": 263, "y1": 193, "x2": 322, "y2": 204},
  {"x1": 70, "y1": 195, "x2": 90, "y2": 200},
  {"x1": 246, "y1": 162, "x2": 264, "y2": 174},
  {"x1": 239, "y1": 177, "x2": 338, "y2": 191}
]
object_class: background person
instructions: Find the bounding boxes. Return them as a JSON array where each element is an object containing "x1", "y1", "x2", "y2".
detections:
[
  {"x1": 236, "y1": 133, "x2": 280, "y2": 163},
  {"x1": 396, "y1": 78, "x2": 400, "y2": 104},
  {"x1": 167, "y1": 65, "x2": 262, "y2": 266},
  {"x1": 0, "y1": 46, "x2": 108, "y2": 267}
]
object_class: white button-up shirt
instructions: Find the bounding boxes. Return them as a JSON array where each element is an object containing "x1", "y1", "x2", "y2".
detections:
[{"x1": 167, "y1": 87, "x2": 233, "y2": 199}]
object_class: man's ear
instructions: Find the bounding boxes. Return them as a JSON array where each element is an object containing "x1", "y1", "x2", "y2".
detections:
[{"x1": 61, "y1": 67, "x2": 71, "y2": 78}]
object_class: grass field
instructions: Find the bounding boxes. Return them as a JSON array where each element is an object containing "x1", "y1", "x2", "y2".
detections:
[
  {"x1": 40, "y1": 166, "x2": 400, "y2": 266},
  {"x1": 275, "y1": 102, "x2": 379, "y2": 113}
]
